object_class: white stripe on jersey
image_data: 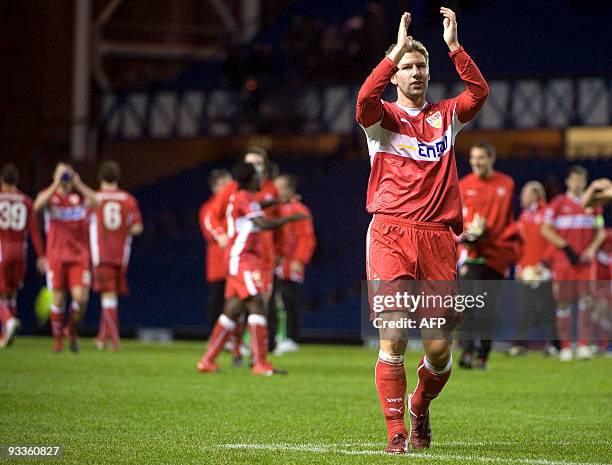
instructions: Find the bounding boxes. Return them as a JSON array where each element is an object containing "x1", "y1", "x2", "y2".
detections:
[
  {"x1": 122, "y1": 234, "x2": 133, "y2": 267},
  {"x1": 362, "y1": 101, "x2": 466, "y2": 165},
  {"x1": 243, "y1": 271, "x2": 258, "y2": 296},
  {"x1": 89, "y1": 213, "x2": 100, "y2": 267},
  {"x1": 229, "y1": 220, "x2": 254, "y2": 276}
]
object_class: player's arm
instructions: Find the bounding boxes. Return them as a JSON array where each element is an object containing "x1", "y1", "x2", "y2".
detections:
[
  {"x1": 33, "y1": 166, "x2": 64, "y2": 212},
  {"x1": 356, "y1": 13, "x2": 411, "y2": 128},
  {"x1": 293, "y1": 206, "x2": 316, "y2": 266},
  {"x1": 128, "y1": 199, "x2": 143, "y2": 236},
  {"x1": 252, "y1": 213, "x2": 311, "y2": 231},
  {"x1": 580, "y1": 219, "x2": 606, "y2": 263},
  {"x1": 441, "y1": 7, "x2": 489, "y2": 124},
  {"x1": 209, "y1": 186, "x2": 233, "y2": 247},
  {"x1": 27, "y1": 203, "x2": 47, "y2": 274},
  {"x1": 582, "y1": 178, "x2": 612, "y2": 208},
  {"x1": 540, "y1": 222, "x2": 580, "y2": 265},
  {"x1": 71, "y1": 172, "x2": 99, "y2": 208}
]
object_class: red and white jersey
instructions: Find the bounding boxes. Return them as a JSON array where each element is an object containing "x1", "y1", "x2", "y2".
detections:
[
  {"x1": 210, "y1": 179, "x2": 279, "y2": 271},
  {"x1": 0, "y1": 189, "x2": 44, "y2": 262},
  {"x1": 516, "y1": 201, "x2": 554, "y2": 270},
  {"x1": 459, "y1": 171, "x2": 516, "y2": 275},
  {"x1": 356, "y1": 47, "x2": 489, "y2": 234},
  {"x1": 43, "y1": 189, "x2": 90, "y2": 265},
  {"x1": 593, "y1": 228, "x2": 612, "y2": 279},
  {"x1": 89, "y1": 188, "x2": 142, "y2": 267},
  {"x1": 199, "y1": 194, "x2": 227, "y2": 282},
  {"x1": 544, "y1": 193, "x2": 603, "y2": 259},
  {"x1": 226, "y1": 190, "x2": 264, "y2": 276}
]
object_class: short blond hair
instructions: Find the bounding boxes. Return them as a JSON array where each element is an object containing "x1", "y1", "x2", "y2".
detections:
[
  {"x1": 524, "y1": 181, "x2": 546, "y2": 200},
  {"x1": 386, "y1": 40, "x2": 429, "y2": 66}
]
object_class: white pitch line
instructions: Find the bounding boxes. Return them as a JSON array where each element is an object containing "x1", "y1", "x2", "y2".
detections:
[{"x1": 218, "y1": 443, "x2": 612, "y2": 465}]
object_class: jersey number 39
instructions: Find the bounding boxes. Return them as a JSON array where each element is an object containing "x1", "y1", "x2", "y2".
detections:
[{"x1": 0, "y1": 201, "x2": 27, "y2": 231}]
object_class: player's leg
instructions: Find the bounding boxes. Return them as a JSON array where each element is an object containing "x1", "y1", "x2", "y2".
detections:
[
  {"x1": 244, "y1": 294, "x2": 284, "y2": 375},
  {"x1": 3, "y1": 290, "x2": 20, "y2": 346},
  {"x1": 576, "y1": 293, "x2": 594, "y2": 360},
  {"x1": 66, "y1": 267, "x2": 91, "y2": 353},
  {"x1": 197, "y1": 296, "x2": 242, "y2": 372},
  {"x1": 50, "y1": 289, "x2": 67, "y2": 352},
  {"x1": 378, "y1": 331, "x2": 409, "y2": 453},
  {"x1": 0, "y1": 292, "x2": 16, "y2": 347},
  {"x1": 101, "y1": 291, "x2": 120, "y2": 350}
]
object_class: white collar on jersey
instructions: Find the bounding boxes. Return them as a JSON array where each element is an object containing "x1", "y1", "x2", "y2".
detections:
[{"x1": 395, "y1": 100, "x2": 429, "y2": 117}]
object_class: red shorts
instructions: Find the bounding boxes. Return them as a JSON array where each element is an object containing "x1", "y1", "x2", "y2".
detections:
[
  {"x1": 366, "y1": 215, "x2": 457, "y2": 280},
  {"x1": 552, "y1": 263, "x2": 591, "y2": 302},
  {"x1": 93, "y1": 265, "x2": 128, "y2": 295},
  {"x1": 225, "y1": 269, "x2": 267, "y2": 300},
  {"x1": 366, "y1": 215, "x2": 459, "y2": 329},
  {"x1": 47, "y1": 262, "x2": 91, "y2": 291},
  {"x1": 0, "y1": 258, "x2": 26, "y2": 293}
]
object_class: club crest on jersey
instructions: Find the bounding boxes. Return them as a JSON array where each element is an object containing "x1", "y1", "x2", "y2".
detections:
[
  {"x1": 69, "y1": 194, "x2": 80, "y2": 205},
  {"x1": 426, "y1": 111, "x2": 442, "y2": 129}
]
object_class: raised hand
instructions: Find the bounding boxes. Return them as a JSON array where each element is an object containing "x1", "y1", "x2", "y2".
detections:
[
  {"x1": 388, "y1": 12, "x2": 413, "y2": 64},
  {"x1": 397, "y1": 12, "x2": 412, "y2": 51},
  {"x1": 440, "y1": 7, "x2": 460, "y2": 51}
]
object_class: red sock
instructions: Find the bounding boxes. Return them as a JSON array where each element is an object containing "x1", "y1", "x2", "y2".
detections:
[
  {"x1": 231, "y1": 320, "x2": 244, "y2": 357},
  {"x1": 96, "y1": 309, "x2": 107, "y2": 343},
  {"x1": 66, "y1": 302, "x2": 81, "y2": 342},
  {"x1": 50, "y1": 305, "x2": 64, "y2": 348},
  {"x1": 410, "y1": 355, "x2": 452, "y2": 416},
  {"x1": 248, "y1": 314, "x2": 269, "y2": 366},
  {"x1": 375, "y1": 351, "x2": 407, "y2": 438},
  {"x1": 201, "y1": 314, "x2": 235, "y2": 363},
  {"x1": 104, "y1": 307, "x2": 120, "y2": 350},
  {"x1": 556, "y1": 307, "x2": 572, "y2": 349},
  {"x1": 577, "y1": 302, "x2": 590, "y2": 347}
]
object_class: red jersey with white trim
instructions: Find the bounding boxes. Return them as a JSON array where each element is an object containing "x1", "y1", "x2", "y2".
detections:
[
  {"x1": 199, "y1": 194, "x2": 227, "y2": 282},
  {"x1": 226, "y1": 190, "x2": 264, "y2": 276},
  {"x1": 516, "y1": 201, "x2": 551, "y2": 269},
  {"x1": 459, "y1": 171, "x2": 516, "y2": 275},
  {"x1": 544, "y1": 193, "x2": 603, "y2": 266},
  {"x1": 356, "y1": 47, "x2": 489, "y2": 234},
  {"x1": 275, "y1": 200, "x2": 316, "y2": 282},
  {"x1": 594, "y1": 228, "x2": 612, "y2": 278},
  {"x1": 90, "y1": 188, "x2": 142, "y2": 267},
  {"x1": 209, "y1": 179, "x2": 279, "y2": 271},
  {"x1": 0, "y1": 189, "x2": 44, "y2": 262},
  {"x1": 43, "y1": 189, "x2": 90, "y2": 265}
]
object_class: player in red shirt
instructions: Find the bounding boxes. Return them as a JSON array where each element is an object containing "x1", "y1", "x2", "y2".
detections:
[
  {"x1": 356, "y1": 9, "x2": 488, "y2": 453},
  {"x1": 196, "y1": 162, "x2": 308, "y2": 376},
  {"x1": 507, "y1": 181, "x2": 558, "y2": 357},
  {"x1": 0, "y1": 164, "x2": 46, "y2": 347},
  {"x1": 541, "y1": 166, "x2": 605, "y2": 361},
  {"x1": 457, "y1": 141, "x2": 516, "y2": 369},
  {"x1": 34, "y1": 162, "x2": 98, "y2": 352},
  {"x1": 199, "y1": 169, "x2": 232, "y2": 332},
  {"x1": 590, "y1": 228, "x2": 611, "y2": 354},
  {"x1": 208, "y1": 147, "x2": 281, "y2": 363},
  {"x1": 91, "y1": 161, "x2": 143, "y2": 351},
  {"x1": 272, "y1": 174, "x2": 316, "y2": 352}
]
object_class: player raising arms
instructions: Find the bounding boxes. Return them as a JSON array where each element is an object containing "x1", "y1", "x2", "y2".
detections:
[
  {"x1": 356, "y1": 9, "x2": 488, "y2": 453},
  {"x1": 91, "y1": 161, "x2": 143, "y2": 351},
  {"x1": 0, "y1": 164, "x2": 46, "y2": 347},
  {"x1": 34, "y1": 162, "x2": 98, "y2": 352},
  {"x1": 196, "y1": 162, "x2": 309, "y2": 376}
]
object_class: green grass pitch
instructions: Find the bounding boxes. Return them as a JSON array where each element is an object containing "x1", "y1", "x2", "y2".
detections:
[{"x1": 1, "y1": 337, "x2": 611, "y2": 464}]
